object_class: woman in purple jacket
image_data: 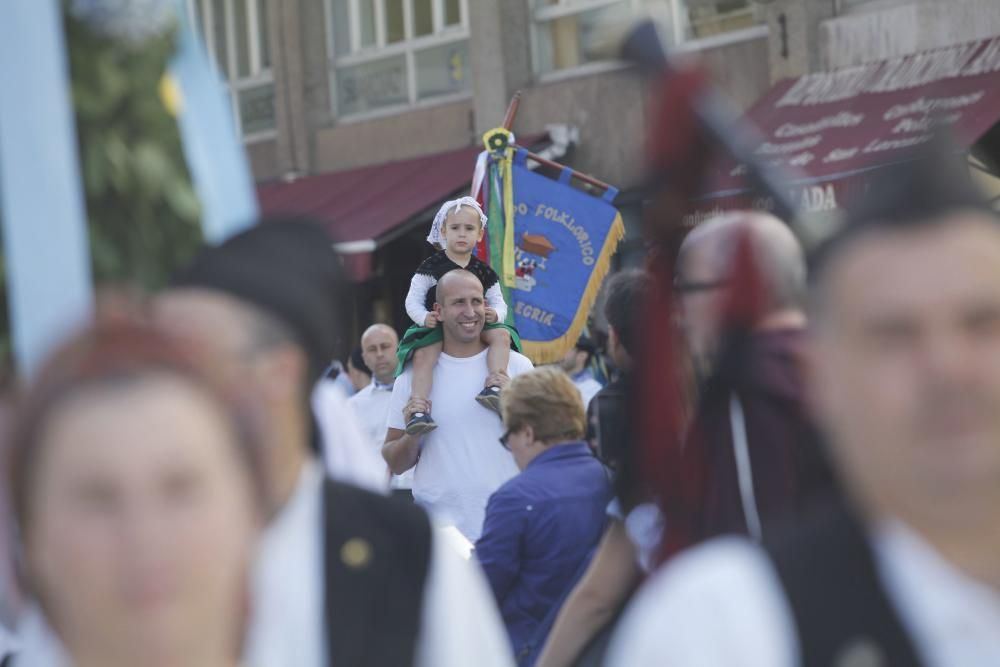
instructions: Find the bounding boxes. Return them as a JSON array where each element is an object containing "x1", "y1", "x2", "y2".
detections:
[{"x1": 475, "y1": 367, "x2": 611, "y2": 666}]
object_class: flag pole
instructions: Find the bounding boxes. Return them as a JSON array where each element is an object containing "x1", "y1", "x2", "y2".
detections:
[
  {"x1": 515, "y1": 149, "x2": 614, "y2": 193},
  {"x1": 502, "y1": 90, "x2": 521, "y2": 130},
  {"x1": 497, "y1": 90, "x2": 614, "y2": 193}
]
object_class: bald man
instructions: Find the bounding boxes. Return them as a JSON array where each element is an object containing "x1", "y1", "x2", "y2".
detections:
[
  {"x1": 383, "y1": 270, "x2": 534, "y2": 541},
  {"x1": 348, "y1": 324, "x2": 411, "y2": 493},
  {"x1": 676, "y1": 212, "x2": 835, "y2": 543},
  {"x1": 677, "y1": 211, "x2": 807, "y2": 375}
]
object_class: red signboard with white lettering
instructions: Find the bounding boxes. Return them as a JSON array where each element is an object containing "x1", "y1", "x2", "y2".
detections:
[{"x1": 694, "y1": 37, "x2": 1000, "y2": 220}]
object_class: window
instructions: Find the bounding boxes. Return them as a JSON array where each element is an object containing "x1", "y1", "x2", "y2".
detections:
[
  {"x1": 187, "y1": 0, "x2": 277, "y2": 140},
  {"x1": 326, "y1": 0, "x2": 471, "y2": 118},
  {"x1": 532, "y1": 0, "x2": 762, "y2": 77},
  {"x1": 835, "y1": 0, "x2": 911, "y2": 14},
  {"x1": 682, "y1": 0, "x2": 758, "y2": 40}
]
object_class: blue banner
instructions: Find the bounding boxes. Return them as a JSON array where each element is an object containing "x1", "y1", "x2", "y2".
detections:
[{"x1": 508, "y1": 149, "x2": 624, "y2": 363}]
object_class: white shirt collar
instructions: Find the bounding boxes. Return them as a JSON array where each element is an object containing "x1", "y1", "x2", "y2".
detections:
[
  {"x1": 372, "y1": 378, "x2": 394, "y2": 392},
  {"x1": 246, "y1": 461, "x2": 326, "y2": 667},
  {"x1": 872, "y1": 519, "x2": 1000, "y2": 666},
  {"x1": 9, "y1": 606, "x2": 67, "y2": 667}
]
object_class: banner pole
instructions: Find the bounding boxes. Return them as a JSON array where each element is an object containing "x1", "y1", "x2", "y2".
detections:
[
  {"x1": 501, "y1": 91, "x2": 522, "y2": 131},
  {"x1": 514, "y1": 147, "x2": 615, "y2": 193}
]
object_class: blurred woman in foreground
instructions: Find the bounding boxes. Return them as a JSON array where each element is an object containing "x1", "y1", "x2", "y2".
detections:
[{"x1": 7, "y1": 319, "x2": 264, "y2": 667}]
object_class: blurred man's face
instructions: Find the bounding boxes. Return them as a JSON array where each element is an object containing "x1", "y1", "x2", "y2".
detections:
[
  {"x1": 676, "y1": 243, "x2": 728, "y2": 371},
  {"x1": 361, "y1": 328, "x2": 398, "y2": 385},
  {"x1": 809, "y1": 215, "x2": 1000, "y2": 521}
]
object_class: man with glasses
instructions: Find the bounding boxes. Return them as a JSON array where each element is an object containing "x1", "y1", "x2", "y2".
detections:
[
  {"x1": 383, "y1": 269, "x2": 534, "y2": 542},
  {"x1": 610, "y1": 142, "x2": 1000, "y2": 667},
  {"x1": 675, "y1": 211, "x2": 834, "y2": 543}
]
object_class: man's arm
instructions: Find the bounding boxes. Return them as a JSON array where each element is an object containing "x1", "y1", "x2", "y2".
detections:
[
  {"x1": 382, "y1": 396, "x2": 430, "y2": 475},
  {"x1": 383, "y1": 427, "x2": 421, "y2": 475}
]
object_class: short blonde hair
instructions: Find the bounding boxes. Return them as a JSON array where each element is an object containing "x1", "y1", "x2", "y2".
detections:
[{"x1": 501, "y1": 366, "x2": 586, "y2": 443}]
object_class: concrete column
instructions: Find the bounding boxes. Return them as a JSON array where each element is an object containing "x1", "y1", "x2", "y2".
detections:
[
  {"x1": 299, "y1": 0, "x2": 334, "y2": 170},
  {"x1": 467, "y1": 0, "x2": 534, "y2": 135},
  {"x1": 761, "y1": 0, "x2": 836, "y2": 82},
  {"x1": 271, "y1": 0, "x2": 311, "y2": 176}
]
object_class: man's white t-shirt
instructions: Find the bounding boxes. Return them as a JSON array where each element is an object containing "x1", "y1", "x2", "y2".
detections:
[{"x1": 387, "y1": 347, "x2": 533, "y2": 541}]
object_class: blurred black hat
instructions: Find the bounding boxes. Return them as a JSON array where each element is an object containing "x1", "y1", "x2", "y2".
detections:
[{"x1": 173, "y1": 218, "x2": 348, "y2": 383}]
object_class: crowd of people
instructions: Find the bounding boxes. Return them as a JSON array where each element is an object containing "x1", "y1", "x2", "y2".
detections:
[{"x1": 2, "y1": 138, "x2": 1000, "y2": 667}]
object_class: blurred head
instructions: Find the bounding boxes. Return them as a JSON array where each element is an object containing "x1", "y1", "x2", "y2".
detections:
[
  {"x1": 500, "y1": 367, "x2": 586, "y2": 470},
  {"x1": 8, "y1": 320, "x2": 262, "y2": 667},
  {"x1": 434, "y1": 270, "x2": 487, "y2": 351},
  {"x1": 360, "y1": 324, "x2": 399, "y2": 386},
  {"x1": 807, "y1": 147, "x2": 1000, "y2": 530},
  {"x1": 603, "y1": 270, "x2": 653, "y2": 372},
  {"x1": 559, "y1": 336, "x2": 596, "y2": 375},
  {"x1": 153, "y1": 289, "x2": 307, "y2": 513},
  {"x1": 346, "y1": 347, "x2": 372, "y2": 391},
  {"x1": 158, "y1": 219, "x2": 348, "y2": 511},
  {"x1": 676, "y1": 211, "x2": 805, "y2": 367},
  {"x1": 168, "y1": 219, "x2": 349, "y2": 386}
]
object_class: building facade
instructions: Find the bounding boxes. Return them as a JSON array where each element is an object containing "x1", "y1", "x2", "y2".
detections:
[
  {"x1": 186, "y1": 0, "x2": 1000, "y2": 337},
  {"x1": 186, "y1": 0, "x2": 772, "y2": 187}
]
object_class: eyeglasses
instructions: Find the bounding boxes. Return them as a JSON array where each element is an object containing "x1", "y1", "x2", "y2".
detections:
[
  {"x1": 499, "y1": 430, "x2": 512, "y2": 450},
  {"x1": 673, "y1": 278, "x2": 729, "y2": 294}
]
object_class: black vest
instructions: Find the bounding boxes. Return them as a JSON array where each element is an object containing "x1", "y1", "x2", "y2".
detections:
[
  {"x1": 765, "y1": 503, "x2": 925, "y2": 667},
  {"x1": 323, "y1": 479, "x2": 432, "y2": 667}
]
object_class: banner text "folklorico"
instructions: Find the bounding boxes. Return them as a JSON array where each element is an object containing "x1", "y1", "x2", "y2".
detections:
[{"x1": 520, "y1": 202, "x2": 598, "y2": 266}]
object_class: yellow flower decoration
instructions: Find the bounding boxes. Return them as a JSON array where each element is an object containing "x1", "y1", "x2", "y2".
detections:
[
  {"x1": 159, "y1": 73, "x2": 183, "y2": 117},
  {"x1": 483, "y1": 127, "x2": 513, "y2": 154}
]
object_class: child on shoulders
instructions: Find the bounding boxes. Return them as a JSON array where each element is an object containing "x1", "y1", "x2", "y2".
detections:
[{"x1": 396, "y1": 197, "x2": 522, "y2": 434}]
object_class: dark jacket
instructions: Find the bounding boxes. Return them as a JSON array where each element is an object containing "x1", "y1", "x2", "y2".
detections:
[
  {"x1": 322, "y1": 479, "x2": 432, "y2": 666},
  {"x1": 689, "y1": 329, "x2": 837, "y2": 541}
]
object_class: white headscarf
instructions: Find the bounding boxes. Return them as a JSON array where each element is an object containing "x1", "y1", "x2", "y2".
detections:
[{"x1": 426, "y1": 197, "x2": 488, "y2": 248}]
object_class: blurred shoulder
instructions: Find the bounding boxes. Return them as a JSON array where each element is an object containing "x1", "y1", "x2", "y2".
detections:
[{"x1": 607, "y1": 537, "x2": 797, "y2": 667}]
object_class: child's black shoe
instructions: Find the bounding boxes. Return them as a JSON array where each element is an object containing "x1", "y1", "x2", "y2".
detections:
[
  {"x1": 405, "y1": 412, "x2": 437, "y2": 435},
  {"x1": 476, "y1": 386, "x2": 502, "y2": 413}
]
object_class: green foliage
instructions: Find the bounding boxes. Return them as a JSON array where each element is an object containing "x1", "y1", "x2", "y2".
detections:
[
  {"x1": 0, "y1": 7, "x2": 203, "y2": 371},
  {"x1": 64, "y1": 5, "x2": 203, "y2": 290}
]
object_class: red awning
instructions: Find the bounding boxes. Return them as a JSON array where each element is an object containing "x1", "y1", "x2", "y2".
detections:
[
  {"x1": 693, "y1": 37, "x2": 1000, "y2": 219},
  {"x1": 257, "y1": 136, "x2": 546, "y2": 280},
  {"x1": 258, "y1": 143, "x2": 481, "y2": 248}
]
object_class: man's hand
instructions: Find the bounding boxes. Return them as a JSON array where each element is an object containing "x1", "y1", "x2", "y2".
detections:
[
  {"x1": 485, "y1": 370, "x2": 510, "y2": 389},
  {"x1": 484, "y1": 307, "x2": 498, "y2": 324},
  {"x1": 424, "y1": 313, "x2": 439, "y2": 328},
  {"x1": 404, "y1": 397, "x2": 432, "y2": 422}
]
